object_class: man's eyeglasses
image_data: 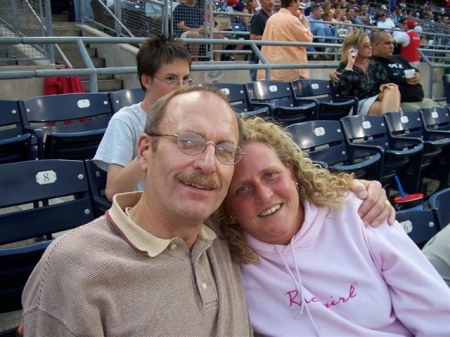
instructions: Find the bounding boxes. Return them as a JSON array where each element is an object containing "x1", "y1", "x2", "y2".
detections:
[
  {"x1": 153, "y1": 76, "x2": 194, "y2": 88},
  {"x1": 149, "y1": 132, "x2": 244, "y2": 165}
]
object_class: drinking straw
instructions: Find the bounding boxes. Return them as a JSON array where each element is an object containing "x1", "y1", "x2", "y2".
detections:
[{"x1": 394, "y1": 175, "x2": 406, "y2": 199}]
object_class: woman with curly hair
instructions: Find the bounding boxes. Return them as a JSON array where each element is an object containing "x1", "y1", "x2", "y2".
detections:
[
  {"x1": 212, "y1": 117, "x2": 449, "y2": 336},
  {"x1": 335, "y1": 30, "x2": 401, "y2": 115}
]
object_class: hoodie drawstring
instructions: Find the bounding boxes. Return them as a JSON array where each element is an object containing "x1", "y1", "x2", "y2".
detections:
[{"x1": 272, "y1": 242, "x2": 321, "y2": 336}]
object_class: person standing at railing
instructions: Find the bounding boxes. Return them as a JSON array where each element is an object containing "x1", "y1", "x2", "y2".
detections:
[
  {"x1": 256, "y1": 0, "x2": 313, "y2": 81},
  {"x1": 396, "y1": 18, "x2": 421, "y2": 69},
  {"x1": 249, "y1": 0, "x2": 275, "y2": 80}
]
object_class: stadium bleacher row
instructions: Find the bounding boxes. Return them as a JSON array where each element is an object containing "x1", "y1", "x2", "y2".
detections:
[
  {"x1": 0, "y1": 83, "x2": 449, "y2": 332},
  {"x1": 1, "y1": 82, "x2": 450, "y2": 194}
]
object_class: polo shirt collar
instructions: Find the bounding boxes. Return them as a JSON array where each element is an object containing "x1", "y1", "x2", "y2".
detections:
[{"x1": 107, "y1": 192, "x2": 217, "y2": 257}]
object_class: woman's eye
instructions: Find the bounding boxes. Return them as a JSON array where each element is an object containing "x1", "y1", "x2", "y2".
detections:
[{"x1": 236, "y1": 186, "x2": 250, "y2": 196}]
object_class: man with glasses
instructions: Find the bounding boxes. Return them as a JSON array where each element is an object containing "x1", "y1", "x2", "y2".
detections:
[
  {"x1": 21, "y1": 86, "x2": 253, "y2": 336},
  {"x1": 94, "y1": 34, "x2": 192, "y2": 201}
]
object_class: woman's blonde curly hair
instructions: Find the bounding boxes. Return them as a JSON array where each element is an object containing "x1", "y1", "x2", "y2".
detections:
[{"x1": 211, "y1": 117, "x2": 354, "y2": 264}]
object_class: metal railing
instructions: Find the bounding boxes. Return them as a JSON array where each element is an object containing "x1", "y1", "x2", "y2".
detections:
[{"x1": 1, "y1": 35, "x2": 449, "y2": 102}]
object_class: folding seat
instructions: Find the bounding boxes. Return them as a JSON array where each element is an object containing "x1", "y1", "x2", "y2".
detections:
[
  {"x1": 84, "y1": 159, "x2": 112, "y2": 218},
  {"x1": 19, "y1": 93, "x2": 113, "y2": 160},
  {"x1": 340, "y1": 115, "x2": 424, "y2": 194},
  {"x1": 206, "y1": 83, "x2": 269, "y2": 117},
  {"x1": 290, "y1": 79, "x2": 358, "y2": 120},
  {"x1": 419, "y1": 106, "x2": 450, "y2": 190},
  {"x1": 245, "y1": 80, "x2": 317, "y2": 126},
  {"x1": 384, "y1": 110, "x2": 450, "y2": 193},
  {"x1": 0, "y1": 159, "x2": 94, "y2": 314},
  {"x1": 395, "y1": 208, "x2": 440, "y2": 248},
  {"x1": 0, "y1": 100, "x2": 33, "y2": 163},
  {"x1": 285, "y1": 120, "x2": 382, "y2": 179},
  {"x1": 109, "y1": 87, "x2": 145, "y2": 113},
  {"x1": 428, "y1": 187, "x2": 450, "y2": 230}
]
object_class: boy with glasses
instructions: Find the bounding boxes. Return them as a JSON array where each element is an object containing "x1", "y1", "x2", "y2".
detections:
[{"x1": 94, "y1": 34, "x2": 192, "y2": 201}]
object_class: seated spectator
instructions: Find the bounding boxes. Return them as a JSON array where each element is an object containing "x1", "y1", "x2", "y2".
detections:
[
  {"x1": 334, "y1": 30, "x2": 401, "y2": 115},
  {"x1": 145, "y1": 0, "x2": 177, "y2": 35},
  {"x1": 376, "y1": 13, "x2": 395, "y2": 31},
  {"x1": 242, "y1": 0, "x2": 257, "y2": 26},
  {"x1": 307, "y1": 4, "x2": 334, "y2": 54},
  {"x1": 334, "y1": 9, "x2": 353, "y2": 38},
  {"x1": 321, "y1": 1, "x2": 333, "y2": 14},
  {"x1": 213, "y1": 116, "x2": 450, "y2": 336},
  {"x1": 423, "y1": 225, "x2": 450, "y2": 287},
  {"x1": 332, "y1": 30, "x2": 441, "y2": 111},
  {"x1": 173, "y1": 0, "x2": 225, "y2": 61},
  {"x1": 346, "y1": 7, "x2": 364, "y2": 26}
]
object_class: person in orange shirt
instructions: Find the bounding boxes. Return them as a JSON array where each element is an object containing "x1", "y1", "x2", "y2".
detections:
[{"x1": 256, "y1": 0, "x2": 313, "y2": 81}]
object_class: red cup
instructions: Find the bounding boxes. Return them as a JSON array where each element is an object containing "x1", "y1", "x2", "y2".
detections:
[{"x1": 393, "y1": 193, "x2": 424, "y2": 211}]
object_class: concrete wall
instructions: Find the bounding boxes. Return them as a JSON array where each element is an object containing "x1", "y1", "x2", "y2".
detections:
[{"x1": 0, "y1": 65, "x2": 53, "y2": 100}]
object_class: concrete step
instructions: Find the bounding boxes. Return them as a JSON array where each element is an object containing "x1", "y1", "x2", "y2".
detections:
[
  {"x1": 82, "y1": 78, "x2": 123, "y2": 92},
  {"x1": 58, "y1": 57, "x2": 104, "y2": 68},
  {"x1": 52, "y1": 13, "x2": 70, "y2": 22},
  {"x1": 55, "y1": 47, "x2": 97, "y2": 58}
]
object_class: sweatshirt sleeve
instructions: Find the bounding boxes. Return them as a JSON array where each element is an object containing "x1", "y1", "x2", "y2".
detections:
[{"x1": 365, "y1": 222, "x2": 450, "y2": 336}]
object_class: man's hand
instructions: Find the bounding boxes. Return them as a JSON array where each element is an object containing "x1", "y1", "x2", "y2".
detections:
[
  {"x1": 407, "y1": 71, "x2": 420, "y2": 85},
  {"x1": 329, "y1": 70, "x2": 341, "y2": 84},
  {"x1": 379, "y1": 83, "x2": 398, "y2": 92},
  {"x1": 351, "y1": 179, "x2": 395, "y2": 227}
]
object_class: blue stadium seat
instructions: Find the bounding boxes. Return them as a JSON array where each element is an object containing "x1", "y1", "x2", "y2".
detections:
[
  {"x1": 206, "y1": 83, "x2": 269, "y2": 117},
  {"x1": 0, "y1": 159, "x2": 95, "y2": 313},
  {"x1": 290, "y1": 79, "x2": 358, "y2": 120},
  {"x1": 428, "y1": 187, "x2": 450, "y2": 230},
  {"x1": 109, "y1": 87, "x2": 145, "y2": 113},
  {"x1": 19, "y1": 93, "x2": 113, "y2": 160},
  {"x1": 340, "y1": 115, "x2": 424, "y2": 194},
  {"x1": 396, "y1": 208, "x2": 440, "y2": 248},
  {"x1": 245, "y1": 80, "x2": 317, "y2": 126},
  {"x1": 0, "y1": 100, "x2": 33, "y2": 163},
  {"x1": 286, "y1": 120, "x2": 382, "y2": 179}
]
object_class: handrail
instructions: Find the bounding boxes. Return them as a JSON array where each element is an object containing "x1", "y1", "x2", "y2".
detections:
[{"x1": 1, "y1": 35, "x2": 448, "y2": 102}]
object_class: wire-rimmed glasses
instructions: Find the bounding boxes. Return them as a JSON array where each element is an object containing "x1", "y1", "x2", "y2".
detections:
[
  {"x1": 153, "y1": 76, "x2": 194, "y2": 88},
  {"x1": 149, "y1": 132, "x2": 244, "y2": 165}
]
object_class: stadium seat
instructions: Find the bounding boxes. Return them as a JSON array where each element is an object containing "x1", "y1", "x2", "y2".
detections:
[
  {"x1": 428, "y1": 187, "x2": 450, "y2": 230},
  {"x1": 285, "y1": 120, "x2": 382, "y2": 179},
  {"x1": 84, "y1": 159, "x2": 111, "y2": 218},
  {"x1": 109, "y1": 88, "x2": 145, "y2": 113},
  {"x1": 245, "y1": 80, "x2": 317, "y2": 126},
  {"x1": 340, "y1": 115, "x2": 424, "y2": 194},
  {"x1": 19, "y1": 93, "x2": 113, "y2": 160},
  {"x1": 290, "y1": 79, "x2": 358, "y2": 120},
  {"x1": 384, "y1": 110, "x2": 450, "y2": 193},
  {"x1": 206, "y1": 83, "x2": 269, "y2": 117},
  {"x1": 395, "y1": 208, "x2": 440, "y2": 248},
  {"x1": 0, "y1": 159, "x2": 95, "y2": 313},
  {"x1": 0, "y1": 100, "x2": 33, "y2": 163}
]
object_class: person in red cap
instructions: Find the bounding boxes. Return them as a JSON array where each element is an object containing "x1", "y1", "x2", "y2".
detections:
[{"x1": 395, "y1": 18, "x2": 421, "y2": 69}]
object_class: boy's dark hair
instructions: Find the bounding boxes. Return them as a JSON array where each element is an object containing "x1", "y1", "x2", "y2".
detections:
[{"x1": 136, "y1": 34, "x2": 192, "y2": 91}]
